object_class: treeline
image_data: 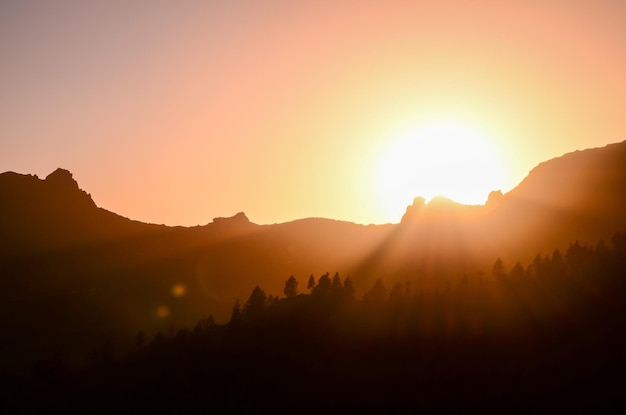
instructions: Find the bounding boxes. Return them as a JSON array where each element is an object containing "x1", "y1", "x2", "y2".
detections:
[
  {"x1": 5, "y1": 234, "x2": 626, "y2": 412},
  {"x1": 216, "y1": 232, "x2": 626, "y2": 338}
]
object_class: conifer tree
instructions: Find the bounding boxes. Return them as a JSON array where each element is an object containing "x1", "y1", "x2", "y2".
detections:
[{"x1": 284, "y1": 276, "x2": 298, "y2": 298}]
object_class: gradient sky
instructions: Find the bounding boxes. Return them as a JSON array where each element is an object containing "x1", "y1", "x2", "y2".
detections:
[{"x1": 2, "y1": 0, "x2": 625, "y2": 225}]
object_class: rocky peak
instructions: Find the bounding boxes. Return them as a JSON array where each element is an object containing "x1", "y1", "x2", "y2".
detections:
[
  {"x1": 44, "y1": 168, "x2": 95, "y2": 207},
  {"x1": 45, "y1": 168, "x2": 80, "y2": 191},
  {"x1": 400, "y1": 196, "x2": 426, "y2": 224},
  {"x1": 212, "y1": 211, "x2": 250, "y2": 225}
]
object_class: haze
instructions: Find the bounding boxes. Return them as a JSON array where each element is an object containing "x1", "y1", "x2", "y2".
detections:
[{"x1": 2, "y1": 0, "x2": 625, "y2": 225}]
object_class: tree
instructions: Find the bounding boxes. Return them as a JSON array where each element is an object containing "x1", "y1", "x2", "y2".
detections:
[
  {"x1": 244, "y1": 286, "x2": 267, "y2": 318},
  {"x1": 492, "y1": 258, "x2": 506, "y2": 280},
  {"x1": 509, "y1": 262, "x2": 524, "y2": 280},
  {"x1": 546, "y1": 248, "x2": 565, "y2": 278},
  {"x1": 194, "y1": 315, "x2": 216, "y2": 334},
  {"x1": 332, "y1": 272, "x2": 342, "y2": 289},
  {"x1": 529, "y1": 253, "x2": 545, "y2": 279},
  {"x1": 313, "y1": 272, "x2": 331, "y2": 297},
  {"x1": 566, "y1": 241, "x2": 589, "y2": 272},
  {"x1": 389, "y1": 282, "x2": 405, "y2": 303},
  {"x1": 612, "y1": 232, "x2": 626, "y2": 254},
  {"x1": 230, "y1": 300, "x2": 242, "y2": 325},
  {"x1": 267, "y1": 294, "x2": 276, "y2": 306},
  {"x1": 307, "y1": 274, "x2": 316, "y2": 292},
  {"x1": 364, "y1": 278, "x2": 387, "y2": 305},
  {"x1": 284, "y1": 275, "x2": 298, "y2": 298},
  {"x1": 331, "y1": 272, "x2": 343, "y2": 298},
  {"x1": 595, "y1": 239, "x2": 609, "y2": 258},
  {"x1": 343, "y1": 277, "x2": 355, "y2": 301}
]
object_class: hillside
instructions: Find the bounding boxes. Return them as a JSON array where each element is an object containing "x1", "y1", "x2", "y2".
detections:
[{"x1": 1, "y1": 140, "x2": 626, "y2": 371}]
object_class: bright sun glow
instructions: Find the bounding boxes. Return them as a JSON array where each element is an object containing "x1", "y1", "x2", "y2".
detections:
[{"x1": 375, "y1": 119, "x2": 505, "y2": 219}]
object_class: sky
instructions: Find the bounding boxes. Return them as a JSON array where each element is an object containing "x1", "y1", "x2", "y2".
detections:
[{"x1": 1, "y1": 0, "x2": 625, "y2": 226}]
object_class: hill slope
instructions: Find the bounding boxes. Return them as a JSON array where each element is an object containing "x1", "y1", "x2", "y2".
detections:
[{"x1": 1, "y1": 140, "x2": 626, "y2": 370}]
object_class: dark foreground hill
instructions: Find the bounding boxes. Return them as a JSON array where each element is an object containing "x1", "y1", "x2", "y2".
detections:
[
  {"x1": 3, "y1": 234, "x2": 626, "y2": 413},
  {"x1": 1, "y1": 141, "x2": 626, "y2": 372}
]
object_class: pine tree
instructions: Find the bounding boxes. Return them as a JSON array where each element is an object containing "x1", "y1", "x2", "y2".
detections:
[
  {"x1": 313, "y1": 273, "x2": 331, "y2": 296},
  {"x1": 244, "y1": 286, "x2": 268, "y2": 318},
  {"x1": 284, "y1": 275, "x2": 298, "y2": 298},
  {"x1": 492, "y1": 258, "x2": 506, "y2": 280},
  {"x1": 230, "y1": 300, "x2": 242, "y2": 325}
]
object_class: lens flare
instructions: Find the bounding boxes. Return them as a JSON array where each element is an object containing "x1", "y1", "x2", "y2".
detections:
[
  {"x1": 171, "y1": 284, "x2": 187, "y2": 298},
  {"x1": 156, "y1": 305, "x2": 170, "y2": 318}
]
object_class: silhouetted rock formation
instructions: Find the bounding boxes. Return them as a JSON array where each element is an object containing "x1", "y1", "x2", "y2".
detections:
[
  {"x1": 486, "y1": 189, "x2": 503, "y2": 206},
  {"x1": 0, "y1": 169, "x2": 159, "y2": 258},
  {"x1": 46, "y1": 167, "x2": 80, "y2": 191},
  {"x1": 400, "y1": 196, "x2": 426, "y2": 224},
  {"x1": 211, "y1": 211, "x2": 253, "y2": 229},
  {"x1": 212, "y1": 211, "x2": 249, "y2": 224}
]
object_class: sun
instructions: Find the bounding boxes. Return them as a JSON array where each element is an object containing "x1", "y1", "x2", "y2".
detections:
[{"x1": 375, "y1": 119, "x2": 505, "y2": 219}]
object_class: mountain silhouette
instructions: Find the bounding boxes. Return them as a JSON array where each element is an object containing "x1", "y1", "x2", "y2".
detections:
[
  {"x1": 0, "y1": 168, "x2": 164, "y2": 257},
  {"x1": 1, "y1": 140, "x2": 626, "y2": 371},
  {"x1": 491, "y1": 141, "x2": 626, "y2": 255},
  {"x1": 397, "y1": 140, "x2": 626, "y2": 265}
]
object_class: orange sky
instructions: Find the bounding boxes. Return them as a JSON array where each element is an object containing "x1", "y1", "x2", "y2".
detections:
[{"x1": 1, "y1": 1, "x2": 625, "y2": 225}]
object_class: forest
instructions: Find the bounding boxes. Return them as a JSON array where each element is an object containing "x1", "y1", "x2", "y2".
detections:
[{"x1": 3, "y1": 233, "x2": 625, "y2": 412}]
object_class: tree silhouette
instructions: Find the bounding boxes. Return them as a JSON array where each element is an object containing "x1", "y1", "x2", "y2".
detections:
[
  {"x1": 612, "y1": 232, "x2": 626, "y2": 254},
  {"x1": 244, "y1": 286, "x2": 267, "y2": 318},
  {"x1": 364, "y1": 278, "x2": 387, "y2": 305},
  {"x1": 230, "y1": 300, "x2": 242, "y2": 325},
  {"x1": 388, "y1": 282, "x2": 405, "y2": 303},
  {"x1": 529, "y1": 253, "x2": 545, "y2": 279},
  {"x1": 330, "y1": 272, "x2": 343, "y2": 299},
  {"x1": 313, "y1": 272, "x2": 331, "y2": 297},
  {"x1": 9, "y1": 227, "x2": 626, "y2": 414},
  {"x1": 492, "y1": 258, "x2": 506, "y2": 280},
  {"x1": 29, "y1": 233, "x2": 626, "y2": 413},
  {"x1": 284, "y1": 275, "x2": 298, "y2": 298},
  {"x1": 509, "y1": 262, "x2": 524, "y2": 280},
  {"x1": 343, "y1": 277, "x2": 355, "y2": 301}
]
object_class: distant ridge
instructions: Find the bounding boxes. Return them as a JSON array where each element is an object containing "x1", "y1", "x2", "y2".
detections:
[
  {"x1": 1, "y1": 140, "x2": 626, "y2": 371},
  {"x1": 0, "y1": 168, "x2": 162, "y2": 257},
  {"x1": 1, "y1": 140, "x2": 626, "y2": 261},
  {"x1": 2, "y1": 140, "x2": 626, "y2": 264},
  {"x1": 211, "y1": 211, "x2": 253, "y2": 228},
  {"x1": 489, "y1": 140, "x2": 626, "y2": 255}
]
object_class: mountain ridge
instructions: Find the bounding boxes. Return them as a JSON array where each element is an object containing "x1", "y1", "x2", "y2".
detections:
[
  {"x1": 3, "y1": 140, "x2": 626, "y2": 291},
  {"x1": 5, "y1": 138, "x2": 624, "y2": 231},
  {"x1": 2, "y1": 140, "x2": 626, "y2": 371},
  {"x1": 2, "y1": 139, "x2": 626, "y2": 272}
]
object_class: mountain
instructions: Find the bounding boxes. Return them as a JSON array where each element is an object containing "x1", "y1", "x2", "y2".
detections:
[
  {"x1": 1, "y1": 140, "x2": 626, "y2": 371},
  {"x1": 398, "y1": 140, "x2": 626, "y2": 264},
  {"x1": 491, "y1": 140, "x2": 626, "y2": 255},
  {"x1": 0, "y1": 168, "x2": 165, "y2": 257}
]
